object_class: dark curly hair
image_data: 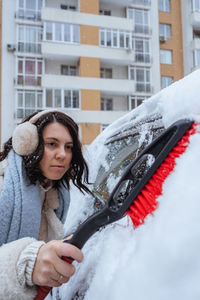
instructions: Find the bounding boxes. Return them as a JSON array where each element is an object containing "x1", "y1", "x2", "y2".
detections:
[{"x1": 0, "y1": 110, "x2": 91, "y2": 194}]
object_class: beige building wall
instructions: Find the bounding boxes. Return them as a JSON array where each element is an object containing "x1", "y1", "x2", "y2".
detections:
[
  {"x1": 159, "y1": 0, "x2": 184, "y2": 82},
  {"x1": 79, "y1": 0, "x2": 101, "y2": 144},
  {"x1": 79, "y1": 57, "x2": 100, "y2": 77},
  {"x1": 81, "y1": 123, "x2": 101, "y2": 145},
  {"x1": 80, "y1": 0, "x2": 99, "y2": 15},
  {"x1": 81, "y1": 90, "x2": 100, "y2": 110},
  {"x1": 80, "y1": 25, "x2": 99, "y2": 46}
]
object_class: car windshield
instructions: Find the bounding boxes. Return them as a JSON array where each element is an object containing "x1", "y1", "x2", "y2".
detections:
[{"x1": 92, "y1": 114, "x2": 164, "y2": 204}]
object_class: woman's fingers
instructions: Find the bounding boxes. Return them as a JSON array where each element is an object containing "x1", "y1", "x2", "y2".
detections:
[
  {"x1": 57, "y1": 242, "x2": 83, "y2": 263},
  {"x1": 32, "y1": 240, "x2": 83, "y2": 287}
]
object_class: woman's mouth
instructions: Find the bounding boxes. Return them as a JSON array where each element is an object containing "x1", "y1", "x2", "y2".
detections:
[{"x1": 51, "y1": 165, "x2": 65, "y2": 170}]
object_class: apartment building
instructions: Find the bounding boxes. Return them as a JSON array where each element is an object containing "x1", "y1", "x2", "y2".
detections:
[
  {"x1": 0, "y1": 0, "x2": 200, "y2": 145},
  {"x1": 1, "y1": 0, "x2": 161, "y2": 145},
  {"x1": 1, "y1": 0, "x2": 193, "y2": 146},
  {"x1": 182, "y1": 0, "x2": 200, "y2": 74},
  {"x1": 159, "y1": 0, "x2": 184, "y2": 88}
]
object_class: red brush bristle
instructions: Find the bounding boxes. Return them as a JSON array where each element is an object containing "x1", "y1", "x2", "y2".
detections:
[{"x1": 126, "y1": 123, "x2": 197, "y2": 227}]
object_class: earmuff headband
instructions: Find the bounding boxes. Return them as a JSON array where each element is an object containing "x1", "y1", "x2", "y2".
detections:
[{"x1": 12, "y1": 109, "x2": 62, "y2": 156}]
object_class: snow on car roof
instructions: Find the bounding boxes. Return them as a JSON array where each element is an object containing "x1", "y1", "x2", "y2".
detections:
[{"x1": 56, "y1": 69, "x2": 200, "y2": 300}]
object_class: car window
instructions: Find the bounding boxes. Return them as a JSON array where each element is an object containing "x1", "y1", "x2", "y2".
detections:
[{"x1": 92, "y1": 114, "x2": 164, "y2": 205}]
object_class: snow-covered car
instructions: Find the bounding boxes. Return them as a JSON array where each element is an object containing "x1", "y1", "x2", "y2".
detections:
[{"x1": 53, "y1": 69, "x2": 200, "y2": 300}]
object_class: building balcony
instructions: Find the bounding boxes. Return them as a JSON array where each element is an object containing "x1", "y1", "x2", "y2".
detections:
[
  {"x1": 45, "y1": 0, "x2": 78, "y2": 11},
  {"x1": 62, "y1": 109, "x2": 127, "y2": 125},
  {"x1": 15, "y1": 9, "x2": 41, "y2": 21},
  {"x1": 41, "y1": 74, "x2": 135, "y2": 95},
  {"x1": 41, "y1": 7, "x2": 134, "y2": 31},
  {"x1": 41, "y1": 42, "x2": 135, "y2": 65},
  {"x1": 99, "y1": 0, "x2": 150, "y2": 8}
]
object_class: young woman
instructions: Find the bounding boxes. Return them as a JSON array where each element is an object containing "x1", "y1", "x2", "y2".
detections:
[{"x1": 0, "y1": 110, "x2": 91, "y2": 300}]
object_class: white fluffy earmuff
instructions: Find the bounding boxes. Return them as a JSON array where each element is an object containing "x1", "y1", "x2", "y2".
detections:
[
  {"x1": 12, "y1": 109, "x2": 60, "y2": 156},
  {"x1": 12, "y1": 122, "x2": 39, "y2": 156}
]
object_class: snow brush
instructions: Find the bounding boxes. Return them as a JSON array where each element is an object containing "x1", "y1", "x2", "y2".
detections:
[{"x1": 35, "y1": 119, "x2": 196, "y2": 300}]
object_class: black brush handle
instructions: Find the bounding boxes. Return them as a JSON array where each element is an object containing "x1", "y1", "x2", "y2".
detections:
[{"x1": 63, "y1": 206, "x2": 116, "y2": 250}]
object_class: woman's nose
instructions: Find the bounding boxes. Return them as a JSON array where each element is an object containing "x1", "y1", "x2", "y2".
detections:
[{"x1": 56, "y1": 147, "x2": 66, "y2": 159}]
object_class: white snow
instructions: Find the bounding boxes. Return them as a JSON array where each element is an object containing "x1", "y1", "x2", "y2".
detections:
[{"x1": 55, "y1": 69, "x2": 200, "y2": 300}]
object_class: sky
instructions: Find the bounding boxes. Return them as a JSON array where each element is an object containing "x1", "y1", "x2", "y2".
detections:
[{"x1": 49, "y1": 69, "x2": 200, "y2": 300}]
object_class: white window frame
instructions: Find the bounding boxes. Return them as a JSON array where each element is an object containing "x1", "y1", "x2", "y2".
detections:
[
  {"x1": 132, "y1": 38, "x2": 151, "y2": 63},
  {"x1": 161, "y1": 76, "x2": 173, "y2": 89},
  {"x1": 160, "y1": 49, "x2": 172, "y2": 64},
  {"x1": 17, "y1": 24, "x2": 42, "y2": 53},
  {"x1": 127, "y1": 8, "x2": 150, "y2": 35},
  {"x1": 159, "y1": 23, "x2": 172, "y2": 40},
  {"x1": 192, "y1": 0, "x2": 200, "y2": 11},
  {"x1": 159, "y1": 0, "x2": 171, "y2": 12},
  {"x1": 44, "y1": 88, "x2": 80, "y2": 110},
  {"x1": 101, "y1": 98, "x2": 113, "y2": 111},
  {"x1": 100, "y1": 28, "x2": 132, "y2": 50},
  {"x1": 17, "y1": 0, "x2": 42, "y2": 20},
  {"x1": 128, "y1": 95, "x2": 146, "y2": 110},
  {"x1": 43, "y1": 22, "x2": 80, "y2": 44},
  {"x1": 16, "y1": 89, "x2": 43, "y2": 118},
  {"x1": 61, "y1": 65, "x2": 77, "y2": 76},
  {"x1": 17, "y1": 56, "x2": 43, "y2": 86},
  {"x1": 100, "y1": 68, "x2": 112, "y2": 78},
  {"x1": 129, "y1": 67, "x2": 151, "y2": 93},
  {"x1": 64, "y1": 90, "x2": 80, "y2": 109}
]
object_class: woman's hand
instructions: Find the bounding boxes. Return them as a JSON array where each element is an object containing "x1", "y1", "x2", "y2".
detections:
[{"x1": 32, "y1": 240, "x2": 83, "y2": 287}]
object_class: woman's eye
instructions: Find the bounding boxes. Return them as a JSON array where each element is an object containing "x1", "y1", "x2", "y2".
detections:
[
  {"x1": 65, "y1": 145, "x2": 73, "y2": 151},
  {"x1": 47, "y1": 142, "x2": 56, "y2": 147}
]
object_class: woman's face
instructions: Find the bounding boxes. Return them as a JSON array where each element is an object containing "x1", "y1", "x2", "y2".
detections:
[{"x1": 39, "y1": 122, "x2": 73, "y2": 180}]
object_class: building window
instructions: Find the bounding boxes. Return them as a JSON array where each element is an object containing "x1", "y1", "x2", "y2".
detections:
[
  {"x1": 132, "y1": 38, "x2": 151, "y2": 63},
  {"x1": 60, "y1": 4, "x2": 76, "y2": 11},
  {"x1": 46, "y1": 22, "x2": 53, "y2": 40},
  {"x1": 127, "y1": 8, "x2": 150, "y2": 35},
  {"x1": 159, "y1": 23, "x2": 171, "y2": 40},
  {"x1": 161, "y1": 76, "x2": 173, "y2": 89},
  {"x1": 101, "y1": 98, "x2": 113, "y2": 110},
  {"x1": 160, "y1": 49, "x2": 172, "y2": 64},
  {"x1": 64, "y1": 90, "x2": 79, "y2": 108},
  {"x1": 17, "y1": 57, "x2": 42, "y2": 86},
  {"x1": 44, "y1": 22, "x2": 80, "y2": 44},
  {"x1": 159, "y1": 0, "x2": 171, "y2": 12},
  {"x1": 45, "y1": 89, "x2": 80, "y2": 109},
  {"x1": 17, "y1": 90, "x2": 43, "y2": 118},
  {"x1": 100, "y1": 68, "x2": 112, "y2": 78},
  {"x1": 17, "y1": 0, "x2": 42, "y2": 20},
  {"x1": 61, "y1": 65, "x2": 77, "y2": 76},
  {"x1": 99, "y1": 9, "x2": 111, "y2": 16},
  {"x1": 193, "y1": 49, "x2": 200, "y2": 67},
  {"x1": 129, "y1": 67, "x2": 151, "y2": 93},
  {"x1": 193, "y1": 30, "x2": 200, "y2": 39},
  {"x1": 192, "y1": 0, "x2": 200, "y2": 11},
  {"x1": 100, "y1": 28, "x2": 131, "y2": 49},
  {"x1": 129, "y1": 96, "x2": 145, "y2": 110},
  {"x1": 18, "y1": 25, "x2": 42, "y2": 53}
]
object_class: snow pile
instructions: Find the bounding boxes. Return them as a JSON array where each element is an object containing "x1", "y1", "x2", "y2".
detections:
[{"x1": 56, "y1": 70, "x2": 200, "y2": 300}]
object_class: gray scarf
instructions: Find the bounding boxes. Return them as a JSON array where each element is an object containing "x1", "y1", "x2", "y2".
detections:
[{"x1": 0, "y1": 150, "x2": 70, "y2": 246}]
